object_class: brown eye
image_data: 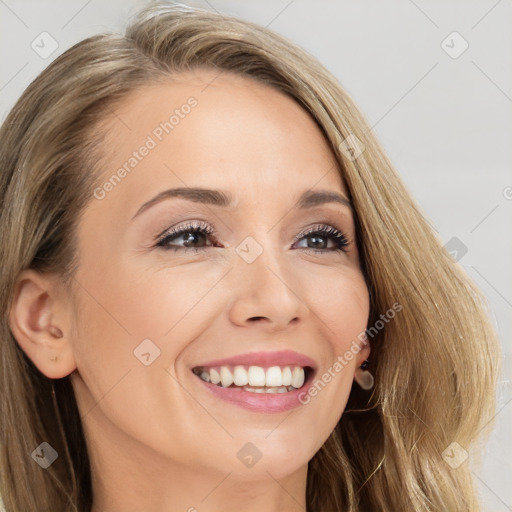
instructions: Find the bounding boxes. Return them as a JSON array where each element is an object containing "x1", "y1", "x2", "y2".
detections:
[{"x1": 155, "y1": 221, "x2": 217, "y2": 252}]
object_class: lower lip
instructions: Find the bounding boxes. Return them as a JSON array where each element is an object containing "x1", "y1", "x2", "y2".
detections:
[{"x1": 193, "y1": 371, "x2": 315, "y2": 413}]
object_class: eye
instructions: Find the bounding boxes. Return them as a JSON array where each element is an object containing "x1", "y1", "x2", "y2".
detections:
[
  {"x1": 155, "y1": 221, "x2": 219, "y2": 253},
  {"x1": 293, "y1": 224, "x2": 350, "y2": 254}
]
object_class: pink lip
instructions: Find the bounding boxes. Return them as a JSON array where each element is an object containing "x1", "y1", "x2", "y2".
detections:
[
  {"x1": 191, "y1": 350, "x2": 317, "y2": 413},
  {"x1": 194, "y1": 368, "x2": 316, "y2": 413},
  {"x1": 192, "y1": 350, "x2": 316, "y2": 370}
]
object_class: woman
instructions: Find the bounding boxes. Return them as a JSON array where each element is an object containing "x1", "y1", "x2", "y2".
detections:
[{"x1": 0, "y1": 3, "x2": 500, "y2": 511}]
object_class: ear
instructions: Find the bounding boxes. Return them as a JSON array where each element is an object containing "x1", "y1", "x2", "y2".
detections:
[{"x1": 8, "y1": 269, "x2": 76, "y2": 379}]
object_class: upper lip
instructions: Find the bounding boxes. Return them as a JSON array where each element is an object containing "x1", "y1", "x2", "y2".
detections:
[{"x1": 192, "y1": 350, "x2": 317, "y2": 370}]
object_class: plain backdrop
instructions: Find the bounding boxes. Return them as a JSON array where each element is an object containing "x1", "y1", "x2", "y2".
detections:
[{"x1": 1, "y1": 1, "x2": 511, "y2": 510}]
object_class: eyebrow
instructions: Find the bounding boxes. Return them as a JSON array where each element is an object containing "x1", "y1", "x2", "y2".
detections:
[{"x1": 131, "y1": 187, "x2": 352, "y2": 220}]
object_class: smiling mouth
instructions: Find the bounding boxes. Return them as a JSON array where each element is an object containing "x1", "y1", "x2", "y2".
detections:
[{"x1": 192, "y1": 365, "x2": 313, "y2": 394}]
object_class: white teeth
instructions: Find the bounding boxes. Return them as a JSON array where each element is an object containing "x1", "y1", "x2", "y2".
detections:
[
  {"x1": 209, "y1": 368, "x2": 221, "y2": 385},
  {"x1": 243, "y1": 385, "x2": 293, "y2": 394},
  {"x1": 248, "y1": 387, "x2": 265, "y2": 393},
  {"x1": 281, "y1": 367, "x2": 292, "y2": 386},
  {"x1": 266, "y1": 386, "x2": 284, "y2": 394},
  {"x1": 233, "y1": 365, "x2": 248, "y2": 386},
  {"x1": 195, "y1": 364, "x2": 309, "y2": 392},
  {"x1": 291, "y1": 367, "x2": 305, "y2": 388},
  {"x1": 247, "y1": 366, "x2": 266, "y2": 387},
  {"x1": 265, "y1": 366, "x2": 282, "y2": 387},
  {"x1": 220, "y1": 367, "x2": 234, "y2": 387}
]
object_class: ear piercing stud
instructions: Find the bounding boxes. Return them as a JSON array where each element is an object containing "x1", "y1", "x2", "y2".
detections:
[{"x1": 355, "y1": 359, "x2": 374, "y2": 390}]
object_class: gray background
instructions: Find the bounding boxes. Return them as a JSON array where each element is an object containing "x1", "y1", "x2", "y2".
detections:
[{"x1": 1, "y1": 1, "x2": 511, "y2": 510}]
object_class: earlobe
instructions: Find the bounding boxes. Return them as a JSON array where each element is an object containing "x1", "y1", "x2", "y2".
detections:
[{"x1": 8, "y1": 269, "x2": 76, "y2": 379}]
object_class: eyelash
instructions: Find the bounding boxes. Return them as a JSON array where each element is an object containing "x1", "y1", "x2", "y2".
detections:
[{"x1": 155, "y1": 220, "x2": 350, "y2": 255}]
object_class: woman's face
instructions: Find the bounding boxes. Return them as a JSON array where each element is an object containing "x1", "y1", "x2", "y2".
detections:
[{"x1": 68, "y1": 69, "x2": 370, "y2": 481}]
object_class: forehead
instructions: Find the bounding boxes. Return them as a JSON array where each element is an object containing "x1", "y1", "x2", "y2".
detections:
[{"x1": 91, "y1": 68, "x2": 347, "y2": 212}]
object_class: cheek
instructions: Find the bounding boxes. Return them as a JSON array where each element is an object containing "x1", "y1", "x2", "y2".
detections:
[
  {"x1": 322, "y1": 269, "x2": 370, "y2": 372},
  {"x1": 294, "y1": 268, "x2": 369, "y2": 433},
  {"x1": 70, "y1": 258, "x2": 229, "y2": 394},
  {"x1": 96, "y1": 254, "x2": 231, "y2": 338},
  {"x1": 68, "y1": 265, "x2": 203, "y2": 455},
  {"x1": 306, "y1": 265, "x2": 370, "y2": 347}
]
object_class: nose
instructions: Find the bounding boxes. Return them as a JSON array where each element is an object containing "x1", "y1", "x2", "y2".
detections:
[{"x1": 227, "y1": 242, "x2": 310, "y2": 331}]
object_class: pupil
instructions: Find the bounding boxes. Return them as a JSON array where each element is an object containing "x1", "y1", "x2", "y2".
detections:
[
  {"x1": 185, "y1": 232, "x2": 200, "y2": 245},
  {"x1": 310, "y1": 235, "x2": 326, "y2": 249}
]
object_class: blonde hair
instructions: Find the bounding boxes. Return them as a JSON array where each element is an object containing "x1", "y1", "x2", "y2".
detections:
[{"x1": 0, "y1": 3, "x2": 501, "y2": 511}]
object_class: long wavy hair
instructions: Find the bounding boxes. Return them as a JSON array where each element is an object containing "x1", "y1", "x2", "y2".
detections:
[{"x1": 0, "y1": 3, "x2": 501, "y2": 511}]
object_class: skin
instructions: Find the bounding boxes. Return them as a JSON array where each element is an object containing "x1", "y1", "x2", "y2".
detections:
[{"x1": 10, "y1": 69, "x2": 370, "y2": 512}]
